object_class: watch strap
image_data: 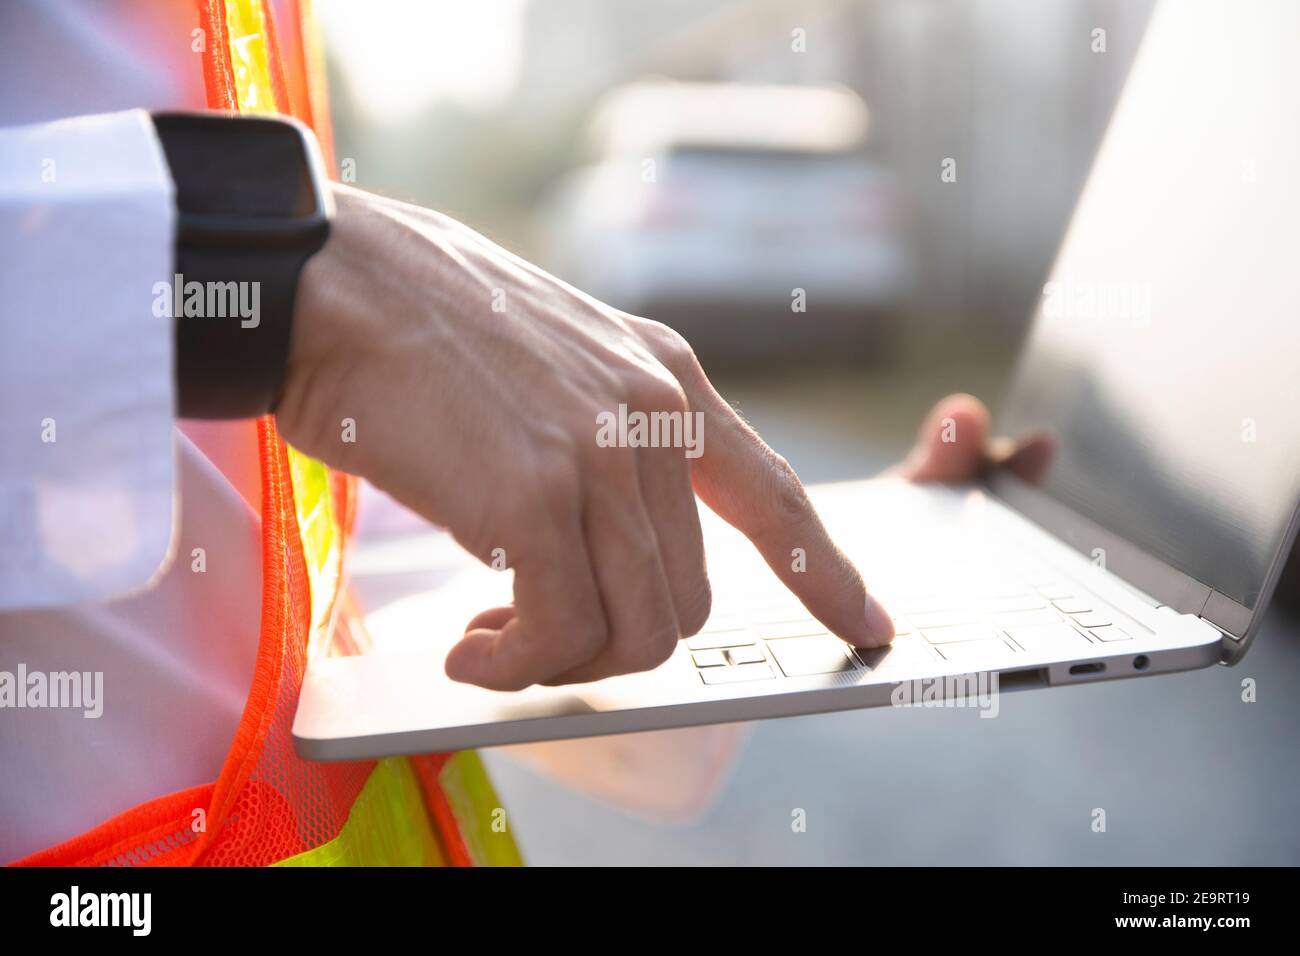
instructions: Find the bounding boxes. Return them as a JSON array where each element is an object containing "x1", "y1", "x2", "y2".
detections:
[{"x1": 151, "y1": 112, "x2": 332, "y2": 420}]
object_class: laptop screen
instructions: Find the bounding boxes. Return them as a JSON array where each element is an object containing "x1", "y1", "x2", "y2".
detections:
[{"x1": 994, "y1": 0, "x2": 1300, "y2": 616}]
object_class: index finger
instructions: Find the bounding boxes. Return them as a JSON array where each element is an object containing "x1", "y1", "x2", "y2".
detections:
[{"x1": 680, "y1": 375, "x2": 893, "y2": 648}]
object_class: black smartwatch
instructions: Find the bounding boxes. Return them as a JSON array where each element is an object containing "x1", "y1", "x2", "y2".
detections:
[{"x1": 150, "y1": 112, "x2": 333, "y2": 419}]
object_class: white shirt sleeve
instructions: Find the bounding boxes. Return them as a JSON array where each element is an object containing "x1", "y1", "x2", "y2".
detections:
[{"x1": 0, "y1": 109, "x2": 178, "y2": 611}]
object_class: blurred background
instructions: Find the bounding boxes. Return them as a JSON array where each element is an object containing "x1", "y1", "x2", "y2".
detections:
[
  {"x1": 317, "y1": 0, "x2": 1162, "y2": 462},
  {"x1": 318, "y1": 0, "x2": 1300, "y2": 864}
]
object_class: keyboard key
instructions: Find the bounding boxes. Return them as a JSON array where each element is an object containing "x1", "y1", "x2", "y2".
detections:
[
  {"x1": 757, "y1": 619, "x2": 829, "y2": 640},
  {"x1": 687, "y1": 631, "x2": 757, "y2": 651},
  {"x1": 921, "y1": 624, "x2": 999, "y2": 644},
  {"x1": 767, "y1": 635, "x2": 859, "y2": 677},
  {"x1": 1090, "y1": 625, "x2": 1132, "y2": 642},
  {"x1": 937, "y1": 639, "x2": 1014, "y2": 664},
  {"x1": 751, "y1": 609, "x2": 815, "y2": 625},
  {"x1": 700, "y1": 662, "x2": 775, "y2": 684},
  {"x1": 890, "y1": 618, "x2": 914, "y2": 636},
  {"x1": 699, "y1": 615, "x2": 745, "y2": 633},
  {"x1": 854, "y1": 639, "x2": 936, "y2": 670},
  {"x1": 726, "y1": 645, "x2": 767, "y2": 665},
  {"x1": 993, "y1": 607, "x2": 1061, "y2": 629},
  {"x1": 1036, "y1": 583, "x2": 1075, "y2": 600},
  {"x1": 985, "y1": 579, "x2": 1039, "y2": 598},
  {"x1": 1005, "y1": 623, "x2": 1092, "y2": 652},
  {"x1": 691, "y1": 649, "x2": 727, "y2": 668},
  {"x1": 1072, "y1": 612, "x2": 1112, "y2": 628},
  {"x1": 909, "y1": 609, "x2": 978, "y2": 630},
  {"x1": 897, "y1": 595, "x2": 960, "y2": 614},
  {"x1": 989, "y1": 594, "x2": 1048, "y2": 613},
  {"x1": 1052, "y1": 597, "x2": 1093, "y2": 614},
  {"x1": 1022, "y1": 569, "x2": 1060, "y2": 586}
]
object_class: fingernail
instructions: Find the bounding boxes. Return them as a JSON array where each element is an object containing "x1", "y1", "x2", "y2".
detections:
[{"x1": 862, "y1": 594, "x2": 895, "y2": 646}]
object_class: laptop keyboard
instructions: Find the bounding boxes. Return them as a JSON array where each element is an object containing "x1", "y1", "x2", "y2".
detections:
[{"x1": 689, "y1": 572, "x2": 1133, "y2": 685}]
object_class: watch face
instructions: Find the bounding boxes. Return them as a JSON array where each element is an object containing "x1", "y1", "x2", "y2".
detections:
[{"x1": 154, "y1": 113, "x2": 331, "y2": 244}]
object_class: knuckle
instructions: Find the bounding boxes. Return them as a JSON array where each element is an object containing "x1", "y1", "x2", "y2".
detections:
[
  {"x1": 758, "y1": 455, "x2": 812, "y2": 537},
  {"x1": 589, "y1": 363, "x2": 630, "y2": 407},
  {"x1": 567, "y1": 620, "x2": 609, "y2": 662},
  {"x1": 617, "y1": 620, "x2": 680, "y2": 672},
  {"x1": 535, "y1": 419, "x2": 579, "y2": 457},
  {"x1": 640, "y1": 320, "x2": 702, "y2": 378},
  {"x1": 589, "y1": 439, "x2": 639, "y2": 482},
  {"x1": 622, "y1": 527, "x2": 664, "y2": 575},
  {"x1": 626, "y1": 368, "x2": 689, "y2": 415},
  {"x1": 528, "y1": 448, "x2": 581, "y2": 514},
  {"x1": 677, "y1": 577, "x2": 713, "y2": 636}
]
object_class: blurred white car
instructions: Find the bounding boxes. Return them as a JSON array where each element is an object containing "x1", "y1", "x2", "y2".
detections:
[{"x1": 544, "y1": 82, "x2": 912, "y2": 363}]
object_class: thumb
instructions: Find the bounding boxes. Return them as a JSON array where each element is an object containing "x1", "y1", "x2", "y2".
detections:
[{"x1": 894, "y1": 393, "x2": 991, "y2": 483}]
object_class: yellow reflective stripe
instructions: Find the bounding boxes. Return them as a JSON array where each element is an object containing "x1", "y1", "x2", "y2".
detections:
[
  {"x1": 273, "y1": 758, "x2": 446, "y2": 866},
  {"x1": 439, "y1": 751, "x2": 524, "y2": 866},
  {"x1": 222, "y1": 2, "x2": 341, "y2": 656},
  {"x1": 286, "y1": 447, "x2": 340, "y2": 657},
  {"x1": 224, "y1": 0, "x2": 278, "y2": 115}
]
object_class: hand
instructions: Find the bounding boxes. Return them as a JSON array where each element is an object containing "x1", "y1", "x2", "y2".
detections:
[
  {"x1": 891, "y1": 393, "x2": 1055, "y2": 484},
  {"x1": 501, "y1": 397, "x2": 1055, "y2": 818},
  {"x1": 277, "y1": 184, "x2": 893, "y2": 689}
]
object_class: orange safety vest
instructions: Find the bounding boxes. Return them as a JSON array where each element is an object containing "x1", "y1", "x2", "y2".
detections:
[{"x1": 13, "y1": 0, "x2": 521, "y2": 868}]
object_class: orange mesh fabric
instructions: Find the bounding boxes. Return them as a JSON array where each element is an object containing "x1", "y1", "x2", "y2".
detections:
[
  {"x1": 12, "y1": 786, "x2": 211, "y2": 868},
  {"x1": 188, "y1": 1, "x2": 374, "y2": 865},
  {"x1": 188, "y1": 420, "x2": 374, "y2": 865}
]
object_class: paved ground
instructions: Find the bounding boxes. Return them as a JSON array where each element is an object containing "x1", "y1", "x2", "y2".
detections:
[{"x1": 483, "y1": 355, "x2": 1300, "y2": 865}]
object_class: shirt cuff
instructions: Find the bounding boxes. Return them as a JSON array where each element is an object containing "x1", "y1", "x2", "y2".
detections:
[{"x1": 0, "y1": 109, "x2": 178, "y2": 610}]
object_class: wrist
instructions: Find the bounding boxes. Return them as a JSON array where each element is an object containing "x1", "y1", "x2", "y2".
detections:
[{"x1": 278, "y1": 183, "x2": 391, "y2": 458}]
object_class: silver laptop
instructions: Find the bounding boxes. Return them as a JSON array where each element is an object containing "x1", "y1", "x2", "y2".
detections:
[{"x1": 293, "y1": 0, "x2": 1300, "y2": 760}]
